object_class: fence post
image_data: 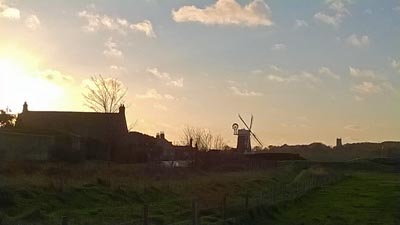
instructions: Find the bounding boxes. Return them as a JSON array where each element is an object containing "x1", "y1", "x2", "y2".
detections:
[
  {"x1": 245, "y1": 192, "x2": 249, "y2": 210},
  {"x1": 222, "y1": 194, "x2": 227, "y2": 224},
  {"x1": 143, "y1": 204, "x2": 149, "y2": 225},
  {"x1": 192, "y1": 197, "x2": 199, "y2": 225},
  {"x1": 61, "y1": 216, "x2": 68, "y2": 225}
]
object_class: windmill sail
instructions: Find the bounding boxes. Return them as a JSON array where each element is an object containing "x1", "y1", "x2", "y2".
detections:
[{"x1": 238, "y1": 114, "x2": 264, "y2": 149}]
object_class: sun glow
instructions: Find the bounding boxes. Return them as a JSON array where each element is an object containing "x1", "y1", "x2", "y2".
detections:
[{"x1": 0, "y1": 56, "x2": 65, "y2": 112}]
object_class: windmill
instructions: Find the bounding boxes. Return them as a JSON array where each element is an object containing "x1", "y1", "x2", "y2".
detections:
[{"x1": 232, "y1": 114, "x2": 263, "y2": 153}]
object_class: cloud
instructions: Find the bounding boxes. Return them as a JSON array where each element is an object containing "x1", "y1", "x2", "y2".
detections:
[
  {"x1": 269, "y1": 64, "x2": 283, "y2": 72},
  {"x1": 314, "y1": 0, "x2": 350, "y2": 27},
  {"x1": 130, "y1": 20, "x2": 156, "y2": 38},
  {"x1": 344, "y1": 124, "x2": 364, "y2": 132},
  {"x1": 265, "y1": 67, "x2": 321, "y2": 84},
  {"x1": 103, "y1": 37, "x2": 123, "y2": 58},
  {"x1": 0, "y1": 1, "x2": 20, "y2": 20},
  {"x1": 146, "y1": 67, "x2": 184, "y2": 88},
  {"x1": 267, "y1": 74, "x2": 287, "y2": 82},
  {"x1": 251, "y1": 69, "x2": 263, "y2": 74},
  {"x1": 136, "y1": 89, "x2": 175, "y2": 100},
  {"x1": 318, "y1": 67, "x2": 340, "y2": 79},
  {"x1": 349, "y1": 67, "x2": 396, "y2": 97},
  {"x1": 36, "y1": 69, "x2": 74, "y2": 84},
  {"x1": 78, "y1": 9, "x2": 155, "y2": 37},
  {"x1": 168, "y1": 78, "x2": 184, "y2": 88},
  {"x1": 349, "y1": 67, "x2": 377, "y2": 79},
  {"x1": 352, "y1": 81, "x2": 381, "y2": 95},
  {"x1": 110, "y1": 65, "x2": 125, "y2": 70},
  {"x1": 229, "y1": 86, "x2": 263, "y2": 97},
  {"x1": 172, "y1": 0, "x2": 273, "y2": 27},
  {"x1": 294, "y1": 19, "x2": 308, "y2": 29},
  {"x1": 25, "y1": 14, "x2": 40, "y2": 30},
  {"x1": 271, "y1": 43, "x2": 287, "y2": 51},
  {"x1": 345, "y1": 34, "x2": 370, "y2": 47},
  {"x1": 147, "y1": 67, "x2": 171, "y2": 79},
  {"x1": 391, "y1": 59, "x2": 400, "y2": 73}
]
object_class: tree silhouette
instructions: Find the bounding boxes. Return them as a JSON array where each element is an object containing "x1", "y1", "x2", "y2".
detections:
[
  {"x1": 83, "y1": 75, "x2": 127, "y2": 113},
  {"x1": 182, "y1": 126, "x2": 226, "y2": 151},
  {"x1": 0, "y1": 109, "x2": 16, "y2": 128}
]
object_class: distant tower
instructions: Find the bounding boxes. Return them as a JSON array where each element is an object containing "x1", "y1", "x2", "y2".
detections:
[
  {"x1": 336, "y1": 138, "x2": 342, "y2": 148},
  {"x1": 22, "y1": 102, "x2": 28, "y2": 113}
]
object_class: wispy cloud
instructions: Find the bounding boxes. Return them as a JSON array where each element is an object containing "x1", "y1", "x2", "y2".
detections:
[
  {"x1": 352, "y1": 81, "x2": 381, "y2": 95},
  {"x1": 229, "y1": 86, "x2": 263, "y2": 97},
  {"x1": 130, "y1": 20, "x2": 156, "y2": 38},
  {"x1": 110, "y1": 65, "x2": 126, "y2": 71},
  {"x1": 0, "y1": 1, "x2": 20, "y2": 20},
  {"x1": 344, "y1": 124, "x2": 364, "y2": 132},
  {"x1": 136, "y1": 89, "x2": 175, "y2": 100},
  {"x1": 265, "y1": 67, "x2": 323, "y2": 85},
  {"x1": 172, "y1": 0, "x2": 273, "y2": 27},
  {"x1": 391, "y1": 58, "x2": 400, "y2": 73},
  {"x1": 36, "y1": 69, "x2": 74, "y2": 84},
  {"x1": 318, "y1": 67, "x2": 340, "y2": 80},
  {"x1": 25, "y1": 14, "x2": 40, "y2": 30},
  {"x1": 314, "y1": 0, "x2": 350, "y2": 27},
  {"x1": 345, "y1": 34, "x2": 370, "y2": 48},
  {"x1": 349, "y1": 67, "x2": 377, "y2": 79},
  {"x1": 78, "y1": 9, "x2": 155, "y2": 37},
  {"x1": 103, "y1": 37, "x2": 123, "y2": 58},
  {"x1": 147, "y1": 67, "x2": 184, "y2": 88},
  {"x1": 271, "y1": 43, "x2": 287, "y2": 51},
  {"x1": 294, "y1": 19, "x2": 308, "y2": 29}
]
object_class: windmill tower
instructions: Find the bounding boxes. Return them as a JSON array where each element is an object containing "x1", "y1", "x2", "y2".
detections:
[{"x1": 232, "y1": 114, "x2": 263, "y2": 153}]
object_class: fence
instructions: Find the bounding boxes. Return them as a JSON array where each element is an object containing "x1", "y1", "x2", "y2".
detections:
[{"x1": 57, "y1": 171, "x2": 345, "y2": 225}]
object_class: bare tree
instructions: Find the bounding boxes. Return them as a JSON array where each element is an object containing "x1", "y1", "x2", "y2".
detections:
[
  {"x1": 182, "y1": 126, "x2": 226, "y2": 151},
  {"x1": 213, "y1": 134, "x2": 226, "y2": 150},
  {"x1": 83, "y1": 75, "x2": 127, "y2": 113}
]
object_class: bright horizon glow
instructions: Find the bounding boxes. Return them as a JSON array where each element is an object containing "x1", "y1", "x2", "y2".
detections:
[{"x1": 0, "y1": 56, "x2": 66, "y2": 112}]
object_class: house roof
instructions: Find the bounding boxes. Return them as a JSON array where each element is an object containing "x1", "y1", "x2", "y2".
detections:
[{"x1": 16, "y1": 110, "x2": 128, "y2": 142}]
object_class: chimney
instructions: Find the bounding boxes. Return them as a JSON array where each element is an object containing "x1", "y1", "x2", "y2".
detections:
[
  {"x1": 23, "y1": 102, "x2": 28, "y2": 113},
  {"x1": 119, "y1": 104, "x2": 125, "y2": 114},
  {"x1": 160, "y1": 131, "x2": 165, "y2": 140}
]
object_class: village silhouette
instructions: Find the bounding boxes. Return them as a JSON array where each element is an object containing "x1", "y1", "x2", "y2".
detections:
[{"x1": 2, "y1": 99, "x2": 399, "y2": 164}]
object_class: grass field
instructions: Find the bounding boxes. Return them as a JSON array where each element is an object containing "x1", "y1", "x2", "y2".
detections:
[
  {"x1": 0, "y1": 160, "x2": 398, "y2": 225},
  {"x1": 241, "y1": 164, "x2": 400, "y2": 225}
]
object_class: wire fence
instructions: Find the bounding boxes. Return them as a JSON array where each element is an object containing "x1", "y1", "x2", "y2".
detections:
[{"x1": 57, "y1": 171, "x2": 345, "y2": 225}]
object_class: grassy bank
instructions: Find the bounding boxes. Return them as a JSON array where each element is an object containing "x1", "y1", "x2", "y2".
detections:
[{"x1": 240, "y1": 166, "x2": 400, "y2": 225}]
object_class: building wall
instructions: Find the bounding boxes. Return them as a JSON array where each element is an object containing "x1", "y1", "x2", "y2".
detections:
[{"x1": 0, "y1": 130, "x2": 54, "y2": 161}]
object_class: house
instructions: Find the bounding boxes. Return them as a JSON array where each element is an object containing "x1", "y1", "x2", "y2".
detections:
[{"x1": 6, "y1": 102, "x2": 129, "y2": 161}]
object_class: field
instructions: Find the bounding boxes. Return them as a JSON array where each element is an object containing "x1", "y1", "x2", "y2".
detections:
[
  {"x1": 240, "y1": 169, "x2": 400, "y2": 225},
  {"x1": 0, "y1": 159, "x2": 398, "y2": 225}
]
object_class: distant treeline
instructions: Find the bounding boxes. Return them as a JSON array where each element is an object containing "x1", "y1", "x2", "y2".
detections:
[{"x1": 267, "y1": 142, "x2": 400, "y2": 161}]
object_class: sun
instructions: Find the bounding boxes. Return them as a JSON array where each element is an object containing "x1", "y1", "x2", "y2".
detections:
[{"x1": 0, "y1": 56, "x2": 64, "y2": 113}]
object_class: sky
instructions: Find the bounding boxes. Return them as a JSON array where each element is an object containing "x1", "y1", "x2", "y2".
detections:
[{"x1": 0, "y1": 0, "x2": 399, "y2": 147}]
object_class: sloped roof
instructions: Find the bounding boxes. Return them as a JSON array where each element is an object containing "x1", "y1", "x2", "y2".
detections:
[{"x1": 16, "y1": 110, "x2": 128, "y2": 142}]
